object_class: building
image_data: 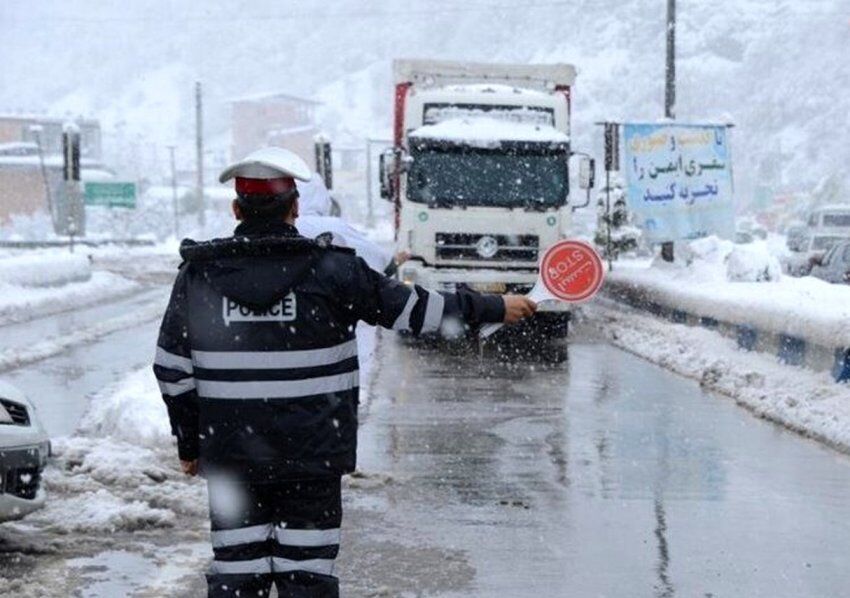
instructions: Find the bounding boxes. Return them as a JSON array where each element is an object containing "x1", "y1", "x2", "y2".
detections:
[
  {"x1": 229, "y1": 92, "x2": 321, "y2": 167},
  {"x1": 0, "y1": 115, "x2": 106, "y2": 227},
  {"x1": 0, "y1": 114, "x2": 102, "y2": 160}
]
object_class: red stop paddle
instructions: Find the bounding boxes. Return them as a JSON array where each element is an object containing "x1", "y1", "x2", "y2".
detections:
[{"x1": 480, "y1": 239, "x2": 605, "y2": 338}]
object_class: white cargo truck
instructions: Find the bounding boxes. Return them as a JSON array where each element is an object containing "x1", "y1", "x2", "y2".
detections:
[{"x1": 380, "y1": 59, "x2": 595, "y2": 351}]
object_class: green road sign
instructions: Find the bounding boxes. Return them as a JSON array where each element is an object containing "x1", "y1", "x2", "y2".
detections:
[{"x1": 84, "y1": 182, "x2": 136, "y2": 208}]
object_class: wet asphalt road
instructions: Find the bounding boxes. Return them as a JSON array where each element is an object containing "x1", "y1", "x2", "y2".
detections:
[{"x1": 347, "y1": 331, "x2": 850, "y2": 597}]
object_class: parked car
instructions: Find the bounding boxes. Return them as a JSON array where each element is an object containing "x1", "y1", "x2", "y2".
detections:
[
  {"x1": 0, "y1": 381, "x2": 50, "y2": 522},
  {"x1": 810, "y1": 241, "x2": 850, "y2": 284},
  {"x1": 784, "y1": 229, "x2": 850, "y2": 276},
  {"x1": 785, "y1": 222, "x2": 808, "y2": 252},
  {"x1": 786, "y1": 205, "x2": 850, "y2": 258}
]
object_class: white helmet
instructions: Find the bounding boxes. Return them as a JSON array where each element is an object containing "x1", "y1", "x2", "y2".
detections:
[{"x1": 219, "y1": 147, "x2": 312, "y2": 184}]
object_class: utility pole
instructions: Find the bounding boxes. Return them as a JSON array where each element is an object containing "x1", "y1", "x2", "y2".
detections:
[
  {"x1": 195, "y1": 81, "x2": 205, "y2": 229},
  {"x1": 665, "y1": 0, "x2": 676, "y2": 120},
  {"x1": 62, "y1": 124, "x2": 82, "y2": 253},
  {"x1": 365, "y1": 139, "x2": 374, "y2": 228},
  {"x1": 168, "y1": 145, "x2": 180, "y2": 239},
  {"x1": 661, "y1": 0, "x2": 676, "y2": 262},
  {"x1": 29, "y1": 125, "x2": 54, "y2": 226}
]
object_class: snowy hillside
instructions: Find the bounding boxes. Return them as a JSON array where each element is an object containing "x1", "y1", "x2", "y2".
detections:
[{"x1": 1, "y1": 0, "x2": 847, "y2": 199}]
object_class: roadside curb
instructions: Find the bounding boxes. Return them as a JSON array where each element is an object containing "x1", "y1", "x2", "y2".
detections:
[{"x1": 603, "y1": 278, "x2": 850, "y2": 384}]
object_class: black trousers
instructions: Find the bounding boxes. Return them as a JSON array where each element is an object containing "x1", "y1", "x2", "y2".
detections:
[{"x1": 206, "y1": 477, "x2": 342, "y2": 598}]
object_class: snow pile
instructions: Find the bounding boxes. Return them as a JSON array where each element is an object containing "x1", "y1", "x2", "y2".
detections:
[
  {"x1": 77, "y1": 368, "x2": 172, "y2": 447},
  {"x1": 608, "y1": 236, "x2": 850, "y2": 348},
  {"x1": 589, "y1": 302, "x2": 850, "y2": 453},
  {"x1": 409, "y1": 118, "x2": 569, "y2": 148},
  {"x1": 24, "y1": 372, "x2": 207, "y2": 535},
  {"x1": 0, "y1": 251, "x2": 91, "y2": 287},
  {"x1": 726, "y1": 242, "x2": 782, "y2": 282},
  {"x1": 680, "y1": 235, "x2": 733, "y2": 269},
  {"x1": 0, "y1": 270, "x2": 140, "y2": 327},
  {"x1": 32, "y1": 435, "x2": 205, "y2": 534},
  {"x1": 32, "y1": 485, "x2": 176, "y2": 534}
]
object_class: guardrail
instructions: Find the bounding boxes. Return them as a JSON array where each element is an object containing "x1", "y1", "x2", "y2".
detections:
[
  {"x1": 0, "y1": 239, "x2": 156, "y2": 249},
  {"x1": 604, "y1": 279, "x2": 850, "y2": 384}
]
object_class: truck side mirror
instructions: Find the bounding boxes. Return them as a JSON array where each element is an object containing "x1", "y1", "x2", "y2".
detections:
[
  {"x1": 379, "y1": 148, "x2": 412, "y2": 200},
  {"x1": 579, "y1": 156, "x2": 595, "y2": 190},
  {"x1": 379, "y1": 151, "x2": 392, "y2": 199}
]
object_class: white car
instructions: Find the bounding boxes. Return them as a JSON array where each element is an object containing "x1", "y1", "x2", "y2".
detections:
[{"x1": 0, "y1": 380, "x2": 50, "y2": 522}]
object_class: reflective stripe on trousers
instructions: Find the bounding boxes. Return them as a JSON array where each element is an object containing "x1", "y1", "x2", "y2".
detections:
[
  {"x1": 209, "y1": 524, "x2": 341, "y2": 576},
  {"x1": 206, "y1": 477, "x2": 342, "y2": 597}
]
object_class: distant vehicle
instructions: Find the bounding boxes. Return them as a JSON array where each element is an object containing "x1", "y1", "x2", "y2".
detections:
[
  {"x1": 785, "y1": 222, "x2": 808, "y2": 252},
  {"x1": 736, "y1": 217, "x2": 767, "y2": 240},
  {"x1": 784, "y1": 233, "x2": 847, "y2": 276},
  {"x1": 734, "y1": 230, "x2": 754, "y2": 244},
  {"x1": 807, "y1": 204, "x2": 850, "y2": 231},
  {"x1": 810, "y1": 241, "x2": 850, "y2": 284},
  {"x1": 783, "y1": 206, "x2": 850, "y2": 275},
  {"x1": 0, "y1": 381, "x2": 50, "y2": 522}
]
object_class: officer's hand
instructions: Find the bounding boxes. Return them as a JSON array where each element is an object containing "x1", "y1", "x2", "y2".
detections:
[
  {"x1": 503, "y1": 295, "x2": 537, "y2": 324},
  {"x1": 394, "y1": 250, "x2": 411, "y2": 266},
  {"x1": 180, "y1": 459, "x2": 199, "y2": 477}
]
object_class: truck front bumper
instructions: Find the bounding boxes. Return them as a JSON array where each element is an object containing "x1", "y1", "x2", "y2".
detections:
[{"x1": 399, "y1": 263, "x2": 570, "y2": 312}]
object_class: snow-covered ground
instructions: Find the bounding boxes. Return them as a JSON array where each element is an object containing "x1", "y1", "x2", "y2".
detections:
[
  {"x1": 0, "y1": 243, "x2": 182, "y2": 328},
  {"x1": 0, "y1": 248, "x2": 143, "y2": 327},
  {"x1": 607, "y1": 237, "x2": 850, "y2": 349}
]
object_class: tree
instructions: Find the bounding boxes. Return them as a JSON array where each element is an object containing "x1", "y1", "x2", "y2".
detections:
[{"x1": 594, "y1": 174, "x2": 641, "y2": 260}]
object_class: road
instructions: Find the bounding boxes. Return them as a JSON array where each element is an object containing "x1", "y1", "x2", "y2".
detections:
[
  {"x1": 344, "y1": 332, "x2": 850, "y2": 597},
  {"x1": 2, "y1": 280, "x2": 850, "y2": 596}
]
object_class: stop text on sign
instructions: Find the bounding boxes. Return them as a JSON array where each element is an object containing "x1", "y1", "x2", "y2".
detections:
[{"x1": 540, "y1": 240, "x2": 604, "y2": 302}]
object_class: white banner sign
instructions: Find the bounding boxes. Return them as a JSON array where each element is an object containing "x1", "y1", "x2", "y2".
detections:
[{"x1": 623, "y1": 123, "x2": 734, "y2": 243}]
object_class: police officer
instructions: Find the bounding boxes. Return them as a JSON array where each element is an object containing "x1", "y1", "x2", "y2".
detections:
[{"x1": 153, "y1": 147, "x2": 537, "y2": 597}]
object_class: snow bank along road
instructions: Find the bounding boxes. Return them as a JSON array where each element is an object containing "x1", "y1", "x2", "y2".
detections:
[
  {"x1": 3, "y1": 323, "x2": 850, "y2": 596},
  {"x1": 0, "y1": 253, "x2": 177, "y2": 435}
]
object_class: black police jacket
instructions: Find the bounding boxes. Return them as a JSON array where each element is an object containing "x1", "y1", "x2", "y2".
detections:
[{"x1": 153, "y1": 221, "x2": 505, "y2": 481}]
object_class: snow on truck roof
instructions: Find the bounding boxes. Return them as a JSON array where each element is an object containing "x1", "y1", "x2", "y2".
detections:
[
  {"x1": 433, "y1": 83, "x2": 552, "y2": 98},
  {"x1": 409, "y1": 117, "x2": 569, "y2": 148},
  {"x1": 394, "y1": 59, "x2": 576, "y2": 91}
]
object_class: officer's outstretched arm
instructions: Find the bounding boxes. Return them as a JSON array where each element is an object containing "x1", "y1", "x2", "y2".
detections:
[
  {"x1": 343, "y1": 256, "x2": 508, "y2": 335},
  {"x1": 152, "y1": 266, "x2": 200, "y2": 464}
]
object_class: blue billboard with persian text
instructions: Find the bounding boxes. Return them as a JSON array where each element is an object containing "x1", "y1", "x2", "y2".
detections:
[{"x1": 623, "y1": 123, "x2": 734, "y2": 243}]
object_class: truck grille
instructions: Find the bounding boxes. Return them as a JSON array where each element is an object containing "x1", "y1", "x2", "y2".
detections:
[
  {"x1": 0, "y1": 399, "x2": 30, "y2": 426},
  {"x1": 435, "y1": 233, "x2": 539, "y2": 262}
]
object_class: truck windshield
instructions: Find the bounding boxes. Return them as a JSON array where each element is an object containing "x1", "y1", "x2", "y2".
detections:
[{"x1": 407, "y1": 144, "x2": 568, "y2": 208}]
